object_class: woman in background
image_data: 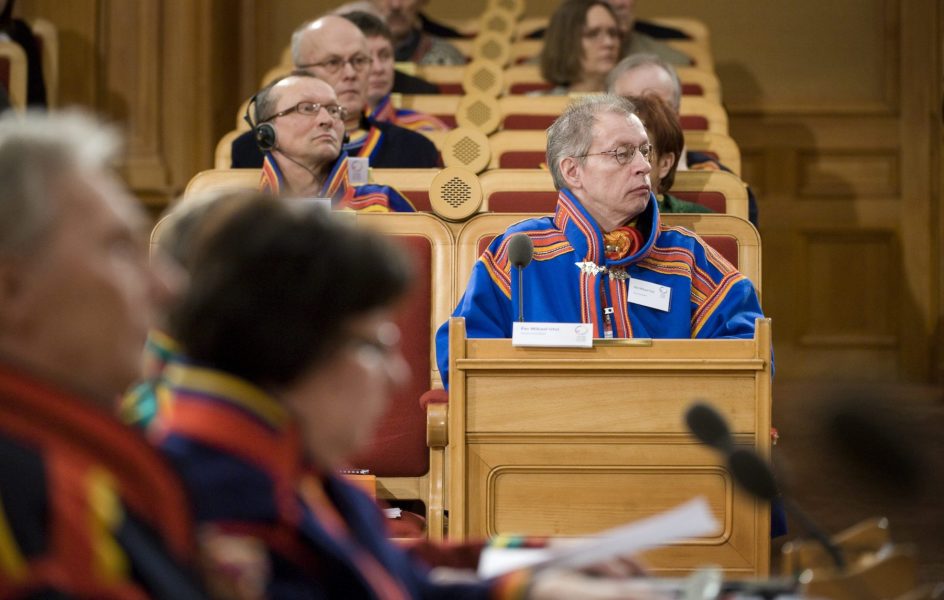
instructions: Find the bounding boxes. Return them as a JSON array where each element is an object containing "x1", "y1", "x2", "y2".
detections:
[{"x1": 539, "y1": 0, "x2": 621, "y2": 94}]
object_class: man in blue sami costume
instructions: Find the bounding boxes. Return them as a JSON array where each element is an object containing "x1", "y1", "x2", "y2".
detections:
[
  {"x1": 253, "y1": 71, "x2": 414, "y2": 212},
  {"x1": 436, "y1": 94, "x2": 765, "y2": 384},
  {"x1": 435, "y1": 95, "x2": 785, "y2": 537}
]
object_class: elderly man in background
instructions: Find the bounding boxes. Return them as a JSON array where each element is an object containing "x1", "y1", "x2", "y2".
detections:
[
  {"x1": 436, "y1": 95, "x2": 765, "y2": 387},
  {"x1": 232, "y1": 14, "x2": 439, "y2": 169},
  {"x1": 607, "y1": 53, "x2": 759, "y2": 226},
  {"x1": 604, "y1": 0, "x2": 691, "y2": 65},
  {"x1": 0, "y1": 110, "x2": 205, "y2": 598},
  {"x1": 343, "y1": 10, "x2": 450, "y2": 132},
  {"x1": 371, "y1": 0, "x2": 466, "y2": 65}
]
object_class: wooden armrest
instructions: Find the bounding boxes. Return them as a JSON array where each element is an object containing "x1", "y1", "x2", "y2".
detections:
[{"x1": 424, "y1": 390, "x2": 448, "y2": 448}]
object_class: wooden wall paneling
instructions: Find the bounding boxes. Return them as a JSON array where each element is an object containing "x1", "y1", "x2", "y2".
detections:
[
  {"x1": 160, "y1": 0, "x2": 244, "y2": 202},
  {"x1": 898, "y1": 0, "x2": 941, "y2": 380},
  {"x1": 100, "y1": 0, "x2": 169, "y2": 207},
  {"x1": 15, "y1": 0, "x2": 100, "y2": 108}
]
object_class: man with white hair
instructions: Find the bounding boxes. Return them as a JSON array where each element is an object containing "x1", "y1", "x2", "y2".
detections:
[
  {"x1": 436, "y1": 95, "x2": 765, "y2": 387},
  {"x1": 607, "y1": 53, "x2": 760, "y2": 226},
  {"x1": 0, "y1": 111, "x2": 205, "y2": 597}
]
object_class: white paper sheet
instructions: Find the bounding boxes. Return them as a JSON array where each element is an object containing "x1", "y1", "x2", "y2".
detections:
[{"x1": 478, "y1": 496, "x2": 719, "y2": 579}]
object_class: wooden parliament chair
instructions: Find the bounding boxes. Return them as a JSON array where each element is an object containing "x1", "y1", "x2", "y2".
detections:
[
  {"x1": 461, "y1": 60, "x2": 505, "y2": 97},
  {"x1": 496, "y1": 94, "x2": 728, "y2": 133},
  {"x1": 439, "y1": 127, "x2": 491, "y2": 174},
  {"x1": 412, "y1": 64, "x2": 466, "y2": 95},
  {"x1": 445, "y1": 218, "x2": 768, "y2": 576},
  {"x1": 501, "y1": 63, "x2": 721, "y2": 102},
  {"x1": 487, "y1": 129, "x2": 548, "y2": 169},
  {"x1": 668, "y1": 40, "x2": 715, "y2": 72},
  {"x1": 672, "y1": 170, "x2": 749, "y2": 221},
  {"x1": 370, "y1": 168, "x2": 439, "y2": 211},
  {"x1": 396, "y1": 94, "x2": 460, "y2": 128},
  {"x1": 474, "y1": 167, "x2": 748, "y2": 221},
  {"x1": 487, "y1": 129, "x2": 740, "y2": 175},
  {"x1": 347, "y1": 212, "x2": 455, "y2": 540},
  {"x1": 183, "y1": 168, "x2": 258, "y2": 203},
  {"x1": 31, "y1": 19, "x2": 59, "y2": 108},
  {"x1": 685, "y1": 131, "x2": 741, "y2": 177},
  {"x1": 478, "y1": 169, "x2": 557, "y2": 213},
  {"x1": 214, "y1": 129, "x2": 242, "y2": 169},
  {"x1": 0, "y1": 41, "x2": 27, "y2": 110}
]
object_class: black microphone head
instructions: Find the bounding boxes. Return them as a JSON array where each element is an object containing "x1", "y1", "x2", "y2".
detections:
[
  {"x1": 507, "y1": 233, "x2": 534, "y2": 269},
  {"x1": 729, "y1": 448, "x2": 779, "y2": 501},
  {"x1": 685, "y1": 402, "x2": 733, "y2": 452}
]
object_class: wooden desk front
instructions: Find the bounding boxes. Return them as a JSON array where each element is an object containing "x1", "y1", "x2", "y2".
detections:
[{"x1": 446, "y1": 317, "x2": 773, "y2": 577}]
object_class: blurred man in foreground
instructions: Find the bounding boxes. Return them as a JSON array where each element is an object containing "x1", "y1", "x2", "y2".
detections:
[{"x1": 0, "y1": 110, "x2": 205, "y2": 598}]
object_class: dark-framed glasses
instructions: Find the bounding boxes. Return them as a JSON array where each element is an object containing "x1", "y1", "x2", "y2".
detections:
[
  {"x1": 297, "y1": 54, "x2": 373, "y2": 74},
  {"x1": 262, "y1": 101, "x2": 348, "y2": 123},
  {"x1": 575, "y1": 143, "x2": 652, "y2": 166}
]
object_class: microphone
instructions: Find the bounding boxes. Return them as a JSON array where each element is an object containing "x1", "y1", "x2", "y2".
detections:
[
  {"x1": 684, "y1": 401, "x2": 734, "y2": 453},
  {"x1": 729, "y1": 447, "x2": 846, "y2": 571},
  {"x1": 684, "y1": 401, "x2": 847, "y2": 571},
  {"x1": 507, "y1": 233, "x2": 533, "y2": 323}
]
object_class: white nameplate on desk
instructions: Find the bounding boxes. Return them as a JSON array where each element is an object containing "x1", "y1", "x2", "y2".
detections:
[{"x1": 512, "y1": 322, "x2": 592, "y2": 348}]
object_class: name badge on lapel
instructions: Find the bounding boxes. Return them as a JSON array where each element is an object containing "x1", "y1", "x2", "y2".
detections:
[
  {"x1": 627, "y1": 278, "x2": 671, "y2": 312},
  {"x1": 347, "y1": 157, "x2": 369, "y2": 185}
]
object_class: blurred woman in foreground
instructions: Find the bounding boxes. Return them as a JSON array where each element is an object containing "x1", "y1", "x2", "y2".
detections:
[{"x1": 155, "y1": 194, "x2": 659, "y2": 598}]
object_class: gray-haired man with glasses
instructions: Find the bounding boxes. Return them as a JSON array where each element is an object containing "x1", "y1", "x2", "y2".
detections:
[
  {"x1": 232, "y1": 15, "x2": 438, "y2": 170},
  {"x1": 436, "y1": 94, "x2": 765, "y2": 388}
]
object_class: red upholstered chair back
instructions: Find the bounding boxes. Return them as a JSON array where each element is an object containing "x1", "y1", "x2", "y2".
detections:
[
  {"x1": 679, "y1": 115, "x2": 709, "y2": 130},
  {"x1": 487, "y1": 191, "x2": 558, "y2": 213},
  {"x1": 403, "y1": 191, "x2": 432, "y2": 211},
  {"x1": 498, "y1": 151, "x2": 547, "y2": 169},
  {"x1": 671, "y1": 170, "x2": 749, "y2": 220},
  {"x1": 0, "y1": 58, "x2": 10, "y2": 90},
  {"x1": 350, "y1": 235, "x2": 432, "y2": 477},
  {"x1": 672, "y1": 190, "x2": 727, "y2": 213}
]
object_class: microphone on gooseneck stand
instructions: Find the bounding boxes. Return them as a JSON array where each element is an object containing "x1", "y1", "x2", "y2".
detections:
[
  {"x1": 684, "y1": 401, "x2": 848, "y2": 572},
  {"x1": 507, "y1": 233, "x2": 534, "y2": 323}
]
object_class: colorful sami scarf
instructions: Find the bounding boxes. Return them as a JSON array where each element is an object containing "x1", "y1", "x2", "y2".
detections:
[
  {"x1": 259, "y1": 152, "x2": 414, "y2": 213},
  {"x1": 368, "y1": 95, "x2": 449, "y2": 133}
]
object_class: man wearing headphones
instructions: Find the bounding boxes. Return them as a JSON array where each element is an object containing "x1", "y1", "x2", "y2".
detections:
[
  {"x1": 232, "y1": 15, "x2": 439, "y2": 170},
  {"x1": 248, "y1": 71, "x2": 414, "y2": 211}
]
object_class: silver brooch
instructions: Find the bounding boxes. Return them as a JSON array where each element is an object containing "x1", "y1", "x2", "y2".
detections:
[{"x1": 575, "y1": 261, "x2": 606, "y2": 276}]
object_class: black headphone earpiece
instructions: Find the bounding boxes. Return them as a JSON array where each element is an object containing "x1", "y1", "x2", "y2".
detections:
[
  {"x1": 255, "y1": 123, "x2": 277, "y2": 152},
  {"x1": 341, "y1": 131, "x2": 350, "y2": 147},
  {"x1": 244, "y1": 93, "x2": 277, "y2": 153}
]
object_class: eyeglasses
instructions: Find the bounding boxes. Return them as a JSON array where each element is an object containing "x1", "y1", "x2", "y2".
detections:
[
  {"x1": 582, "y1": 26, "x2": 621, "y2": 42},
  {"x1": 575, "y1": 143, "x2": 652, "y2": 165},
  {"x1": 296, "y1": 54, "x2": 373, "y2": 74},
  {"x1": 262, "y1": 101, "x2": 348, "y2": 123}
]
